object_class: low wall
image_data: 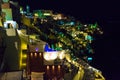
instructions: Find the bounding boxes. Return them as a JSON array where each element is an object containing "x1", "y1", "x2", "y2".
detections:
[{"x1": 0, "y1": 71, "x2": 22, "y2": 80}]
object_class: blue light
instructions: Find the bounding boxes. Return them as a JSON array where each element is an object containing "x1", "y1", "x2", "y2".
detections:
[
  {"x1": 35, "y1": 47, "x2": 39, "y2": 52},
  {"x1": 70, "y1": 22, "x2": 75, "y2": 25},
  {"x1": 87, "y1": 35, "x2": 93, "y2": 40},
  {"x1": 44, "y1": 43, "x2": 56, "y2": 52},
  {"x1": 87, "y1": 57, "x2": 93, "y2": 61}
]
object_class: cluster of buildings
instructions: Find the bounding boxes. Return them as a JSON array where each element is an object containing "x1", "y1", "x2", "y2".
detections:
[{"x1": 0, "y1": 0, "x2": 105, "y2": 80}]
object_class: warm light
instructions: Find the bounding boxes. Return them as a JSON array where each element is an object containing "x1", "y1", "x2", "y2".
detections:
[
  {"x1": 58, "y1": 50, "x2": 65, "y2": 59},
  {"x1": 21, "y1": 43, "x2": 27, "y2": 49},
  {"x1": 39, "y1": 53, "x2": 41, "y2": 56},
  {"x1": 35, "y1": 53, "x2": 37, "y2": 57},
  {"x1": 47, "y1": 65, "x2": 49, "y2": 70},
  {"x1": 22, "y1": 54, "x2": 27, "y2": 58},
  {"x1": 43, "y1": 51, "x2": 58, "y2": 60},
  {"x1": 43, "y1": 13, "x2": 51, "y2": 16},
  {"x1": 31, "y1": 53, "x2": 33, "y2": 57},
  {"x1": 52, "y1": 65, "x2": 55, "y2": 70},
  {"x1": 72, "y1": 61, "x2": 75, "y2": 64},
  {"x1": 22, "y1": 63, "x2": 26, "y2": 66},
  {"x1": 58, "y1": 65, "x2": 60, "y2": 69},
  {"x1": 65, "y1": 53, "x2": 71, "y2": 62}
]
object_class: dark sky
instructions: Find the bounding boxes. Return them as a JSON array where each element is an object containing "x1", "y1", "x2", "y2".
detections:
[{"x1": 18, "y1": 0, "x2": 120, "y2": 79}]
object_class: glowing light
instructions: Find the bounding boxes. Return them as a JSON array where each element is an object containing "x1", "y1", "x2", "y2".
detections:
[
  {"x1": 43, "y1": 13, "x2": 51, "y2": 16},
  {"x1": 84, "y1": 24, "x2": 87, "y2": 27},
  {"x1": 21, "y1": 43, "x2": 27, "y2": 49},
  {"x1": 43, "y1": 51, "x2": 58, "y2": 60},
  {"x1": 70, "y1": 22, "x2": 75, "y2": 25},
  {"x1": 22, "y1": 63, "x2": 26, "y2": 66},
  {"x1": 58, "y1": 65, "x2": 61, "y2": 69},
  {"x1": 31, "y1": 53, "x2": 33, "y2": 57},
  {"x1": 22, "y1": 54, "x2": 27, "y2": 58},
  {"x1": 44, "y1": 43, "x2": 55, "y2": 52},
  {"x1": 35, "y1": 47, "x2": 39, "y2": 52},
  {"x1": 52, "y1": 65, "x2": 55, "y2": 70},
  {"x1": 65, "y1": 53, "x2": 71, "y2": 62},
  {"x1": 39, "y1": 53, "x2": 41, "y2": 56},
  {"x1": 4, "y1": 21, "x2": 18, "y2": 28},
  {"x1": 35, "y1": 53, "x2": 37, "y2": 57},
  {"x1": 34, "y1": 13, "x2": 39, "y2": 17},
  {"x1": 58, "y1": 65, "x2": 61, "y2": 72},
  {"x1": 87, "y1": 57, "x2": 93, "y2": 61},
  {"x1": 58, "y1": 50, "x2": 65, "y2": 59},
  {"x1": 47, "y1": 65, "x2": 49, "y2": 70}
]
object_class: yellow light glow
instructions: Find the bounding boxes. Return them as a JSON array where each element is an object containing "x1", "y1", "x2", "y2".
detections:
[
  {"x1": 43, "y1": 13, "x2": 51, "y2": 16},
  {"x1": 22, "y1": 63, "x2": 26, "y2": 66},
  {"x1": 20, "y1": 52, "x2": 22, "y2": 69},
  {"x1": 19, "y1": 30, "x2": 28, "y2": 69},
  {"x1": 22, "y1": 54, "x2": 27, "y2": 58},
  {"x1": 58, "y1": 50, "x2": 65, "y2": 60},
  {"x1": 29, "y1": 35, "x2": 36, "y2": 39},
  {"x1": 95, "y1": 72, "x2": 105, "y2": 80},
  {"x1": 65, "y1": 53, "x2": 71, "y2": 62},
  {"x1": 72, "y1": 61, "x2": 75, "y2": 64},
  {"x1": 21, "y1": 43, "x2": 27, "y2": 49}
]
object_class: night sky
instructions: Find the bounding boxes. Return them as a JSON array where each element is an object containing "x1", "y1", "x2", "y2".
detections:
[{"x1": 18, "y1": 0, "x2": 120, "y2": 79}]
